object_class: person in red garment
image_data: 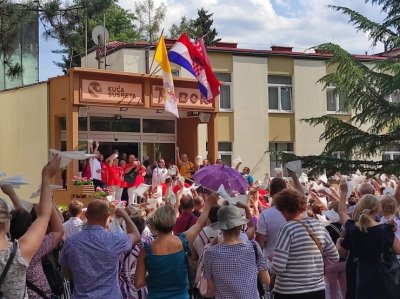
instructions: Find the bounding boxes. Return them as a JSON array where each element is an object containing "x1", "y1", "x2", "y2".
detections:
[{"x1": 106, "y1": 153, "x2": 122, "y2": 202}]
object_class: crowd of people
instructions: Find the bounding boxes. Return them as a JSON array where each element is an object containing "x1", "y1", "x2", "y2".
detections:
[{"x1": 1, "y1": 146, "x2": 400, "y2": 299}]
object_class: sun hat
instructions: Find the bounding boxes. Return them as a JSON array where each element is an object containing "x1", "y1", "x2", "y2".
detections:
[{"x1": 217, "y1": 205, "x2": 249, "y2": 230}]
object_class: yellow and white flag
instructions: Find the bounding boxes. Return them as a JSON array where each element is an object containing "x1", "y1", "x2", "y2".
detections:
[{"x1": 154, "y1": 36, "x2": 179, "y2": 118}]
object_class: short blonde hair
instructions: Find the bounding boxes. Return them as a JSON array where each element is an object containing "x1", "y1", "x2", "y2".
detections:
[{"x1": 152, "y1": 205, "x2": 176, "y2": 233}]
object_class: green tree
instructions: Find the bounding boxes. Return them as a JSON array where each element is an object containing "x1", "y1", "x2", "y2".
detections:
[
  {"x1": 192, "y1": 8, "x2": 220, "y2": 46},
  {"x1": 134, "y1": 0, "x2": 166, "y2": 42},
  {"x1": 168, "y1": 16, "x2": 195, "y2": 39},
  {"x1": 168, "y1": 8, "x2": 220, "y2": 45},
  {"x1": 280, "y1": 0, "x2": 400, "y2": 175},
  {"x1": 40, "y1": 0, "x2": 138, "y2": 73}
]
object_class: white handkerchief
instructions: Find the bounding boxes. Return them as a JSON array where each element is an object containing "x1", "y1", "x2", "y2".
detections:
[
  {"x1": 323, "y1": 209, "x2": 340, "y2": 223},
  {"x1": 109, "y1": 217, "x2": 124, "y2": 234},
  {"x1": 190, "y1": 183, "x2": 201, "y2": 190},
  {"x1": 319, "y1": 184, "x2": 332, "y2": 195},
  {"x1": 233, "y1": 156, "x2": 242, "y2": 166},
  {"x1": 167, "y1": 192, "x2": 177, "y2": 206},
  {"x1": 217, "y1": 184, "x2": 231, "y2": 199},
  {"x1": 299, "y1": 173, "x2": 308, "y2": 184},
  {"x1": 380, "y1": 174, "x2": 387, "y2": 182},
  {"x1": 284, "y1": 160, "x2": 302, "y2": 177},
  {"x1": 49, "y1": 149, "x2": 89, "y2": 168},
  {"x1": 316, "y1": 214, "x2": 330, "y2": 226},
  {"x1": 355, "y1": 169, "x2": 362, "y2": 176},
  {"x1": 133, "y1": 184, "x2": 151, "y2": 197},
  {"x1": 383, "y1": 186, "x2": 395, "y2": 196},
  {"x1": 177, "y1": 174, "x2": 185, "y2": 184},
  {"x1": 319, "y1": 196, "x2": 328, "y2": 208},
  {"x1": 147, "y1": 197, "x2": 158, "y2": 209},
  {"x1": 182, "y1": 187, "x2": 192, "y2": 197},
  {"x1": 155, "y1": 186, "x2": 163, "y2": 204},
  {"x1": 346, "y1": 180, "x2": 353, "y2": 199},
  {"x1": 0, "y1": 176, "x2": 29, "y2": 187},
  {"x1": 318, "y1": 174, "x2": 328, "y2": 184},
  {"x1": 232, "y1": 194, "x2": 248, "y2": 206}
]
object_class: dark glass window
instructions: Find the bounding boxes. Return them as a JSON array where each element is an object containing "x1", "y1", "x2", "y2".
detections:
[
  {"x1": 90, "y1": 117, "x2": 140, "y2": 132},
  {"x1": 218, "y1": 142, "x2": 232, "y2": 151},
  {"x1": 143, "y1": 119, "x2": 175, "y2": 134}
]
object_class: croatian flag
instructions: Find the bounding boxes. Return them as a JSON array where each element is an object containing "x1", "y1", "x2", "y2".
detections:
[{"x1": 168, "y1": 33, "x2": 220, "y2": 102}]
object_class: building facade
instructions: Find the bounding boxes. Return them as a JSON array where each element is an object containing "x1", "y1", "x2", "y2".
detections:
[
  {"x1": 0, "y1": 39, "x2": 384, "y2": 203},
  {"x1": 82, "y1": 41, "x2": 383, "y2": 179}
]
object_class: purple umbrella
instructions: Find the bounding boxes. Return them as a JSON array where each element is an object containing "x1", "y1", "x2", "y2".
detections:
[{"x1": 192, "y1": 164, "x2": 249, "y2": 195}]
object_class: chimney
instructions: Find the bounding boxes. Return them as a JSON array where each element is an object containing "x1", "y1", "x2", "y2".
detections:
[{"x1": 271, "y1": 45, "x2": 293, "y2": 52}]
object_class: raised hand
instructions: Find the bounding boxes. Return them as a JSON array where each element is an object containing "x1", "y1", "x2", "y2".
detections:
[{"x1": 42, "y1": 155, "x2": 61, "y2": 179}]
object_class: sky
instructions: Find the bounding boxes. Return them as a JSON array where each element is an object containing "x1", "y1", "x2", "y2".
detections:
[{"x1": 39, "y1": 0, "x2": 385, "y2": 81}]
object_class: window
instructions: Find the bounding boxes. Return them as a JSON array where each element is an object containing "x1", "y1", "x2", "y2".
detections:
[
  {"x1": 59, "y1": 117, "x2": 87, "y2": 131},
  {"x1": 218, "y1": 142, "x2": 232, "y2": 166},
  {"x1": 382, "y1": 144, "x2": 400, "y2": 161},
  {"x1": 268, "y1": 75, "x2": 293, "y2": 111},
  {"x1": 326, "y1": 87, "x2": 347, "y2": 113},
  {"x1": 269, "y1": 142, "x2": 294, "y2": 176},
  {"x1": 215, "y1": 73, "x2": 232, "y2": 110},
  {"x1": 171, "y1": 70, "x2": 179, "y2": 77},
  {"x1": 90, "y1": 117, "x2": 140, "y2": 132},
  {"x1": 143, "y1": 119, "x2": 175, "y2": 134},
  {"x1": 331, "y1": 151, "x2": 346, "y2": 159},
  {"x1": 386, "y1": 90, "x2": 400, "y2": 103}
]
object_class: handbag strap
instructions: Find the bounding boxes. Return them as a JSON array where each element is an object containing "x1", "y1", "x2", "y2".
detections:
[
  {"x1": 295, "y1": 220, "x2": 324, "y2": 254},
  {"x1": 26, "y1": 280, "x2": 49, "y2": 299},
  {"x1": 179, "y1": 235, "x2": 193, "y2": 299},
  {"x1": 0, "y1": 240, "x2": 18, "y2": 289}
]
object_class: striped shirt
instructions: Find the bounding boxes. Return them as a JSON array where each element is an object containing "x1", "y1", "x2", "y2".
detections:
[{"x1": 272, "y1": 218, "x2": 339, "y2": 294}]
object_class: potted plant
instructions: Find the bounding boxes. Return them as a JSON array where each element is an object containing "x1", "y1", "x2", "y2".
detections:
[{"x1": 69, "y1": 176, "x2": 94, "y2": 198}]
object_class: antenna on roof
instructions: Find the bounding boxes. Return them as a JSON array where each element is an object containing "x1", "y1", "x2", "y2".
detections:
[{"x1": 92, "y1": 25, "x2": 109, "y2": 69}]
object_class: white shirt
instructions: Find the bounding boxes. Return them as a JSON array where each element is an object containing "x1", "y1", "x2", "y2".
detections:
[
  {"x1": 152, "y1": 167, "x2": 168, "y2": 186},
  {"x1": 256, "y1": 206, "x2": 286, "y2": 260},
  {"x1": 63, "y1": 217, "x2": 83, "y2": 240},
  {"x1": 91, "y1": 158, "x2": 102, "y2": 180},
  {"x1": 167, "y1": 165, "x2": 179, "y2": 177}
]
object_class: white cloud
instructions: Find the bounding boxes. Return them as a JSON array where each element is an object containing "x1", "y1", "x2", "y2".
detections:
[
  {"x1": 118, "y1": 0, "x2": 385, "y2": 54},
  {"x1": 40, "y1": 0, "x2": 386, "y2": 80}
]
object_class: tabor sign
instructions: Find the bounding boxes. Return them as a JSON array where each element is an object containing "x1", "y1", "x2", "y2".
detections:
[
  {"x1": 151, "y1": 85, "x2": 214, "y2": 110},
  {"x1": 81, "y1": 80, "x2": 143, "y2": 105}
]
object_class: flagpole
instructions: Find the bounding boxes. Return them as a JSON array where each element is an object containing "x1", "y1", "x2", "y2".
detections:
[
  {"x1": 149, "y1": 29, "x2": 164, "y2": 74},
  {"x1": 149, "y1": 65, "x2": 162, "y2": 77},
  {"x1": 196, "y1": 31, "x2": 211, "y2": 43}
]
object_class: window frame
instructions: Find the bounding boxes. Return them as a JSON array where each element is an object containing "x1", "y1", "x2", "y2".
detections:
[
  {"x1": 268, "y1": 75, "x2": 293, "y2": 112},
  {"x1": 171, "y1": 70, "x2": 179, "y2": 77},
  {"x1": 386, "y1": 90, "x2": 400, "y2": 103},
  {"x1": 216, "y1": 72, "x2": 232, "y2": 111},
  {"x1": 326, "y1": 86, "x2": 350, "y2": 115},
  {"x1": 269, "y1": 142, "x2": 294, "y2": 176}
]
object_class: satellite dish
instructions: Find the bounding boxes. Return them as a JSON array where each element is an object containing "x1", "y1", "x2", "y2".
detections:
[{"x1": 92, "y1": 25, "x2": 109, "y2": 46}]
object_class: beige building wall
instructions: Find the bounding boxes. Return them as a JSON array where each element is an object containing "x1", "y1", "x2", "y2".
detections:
[
  {"x1": 293, "y1": 59, "x2": 327, "y2": 155},
  {"x1": 233, "y1": 56, "x2": 269, "y2": 179},
  {"x1": 0, "y1": 83, "x2": 49, "y2": 202}
]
